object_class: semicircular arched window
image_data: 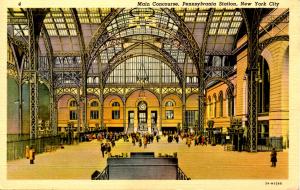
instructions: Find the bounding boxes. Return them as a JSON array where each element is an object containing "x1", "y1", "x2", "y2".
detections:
[
  {"x1": 112, "y1": 102, "x2": 120, "y2": 107},
  {"x1": 69, "y1": 100, "x2": 77, "y2": 107},
  {"x1": 165, "y1": 101, "x2": 174, "y2": 107},
  {"x1": 91, "y1": 101, "x2": 99, "y2": 107}
]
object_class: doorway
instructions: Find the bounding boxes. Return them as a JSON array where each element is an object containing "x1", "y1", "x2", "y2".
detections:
[
  {"x1": 138, "y1": 101, "x2": 147, "y2": 132},
  {"x1": 128, "y1": 111, "x2": 134, "y2": 133},
  {"x1": 151, "y1": 111, "x2": 157, "y2": 133}
]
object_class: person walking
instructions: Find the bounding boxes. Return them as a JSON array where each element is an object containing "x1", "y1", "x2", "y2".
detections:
[
  {"x1": 143, "y1": 137, "x2": 148, "y2": 148},
  {"x1": 100, "y1": 143, "x2": 106, "y2": 158},
  {"x1": 271, "y1": 148, "x2": 277, "y2": 167},
  {"x1": 187, "y1": 137, "x2": 191, "y2": 147},
  {"x1": 106, "y1": 143, "x2": 112, "y2": 157}
]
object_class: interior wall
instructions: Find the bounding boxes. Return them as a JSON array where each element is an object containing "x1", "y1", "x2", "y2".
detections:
[{"x1": 7, "y1": 77, "x2": 19, "y2": 134}]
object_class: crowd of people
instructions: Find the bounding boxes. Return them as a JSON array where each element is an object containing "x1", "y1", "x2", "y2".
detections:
[{"x1": 92, "y1": 131, "x2": 212, "y2": 158}]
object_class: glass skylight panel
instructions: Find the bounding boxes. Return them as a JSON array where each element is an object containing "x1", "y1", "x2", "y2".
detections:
[
  {"x1": 54, "y1": 18, "x2": 64, "y2": 23},
  {"x1": 209, "y1": 28, "x2": 217, "y2": 35},
  {"x1": 67, "y1": 24, "x2": 75, "y2": 29},
  {"x1": 214, "y1": 12, "x2": 223, "y2": 16},
  {"x1": 58, "y1": 30, "x2": 68, "y2": 36},
  {"x1": 45, "y1": 24, "x2": 55, "y2": 29},
  {"x1": 56, "y1": 24, "x2": 66, "y2": 29},
  {"x1": 233, "y1": 16, "x2": 242, "y2": 21},
  {"x1": 222, "y1": 17, "x2": 231, "y2": 21},
  {"x1": 52, "y1": 13, "x2": 62, "y2": 17},
  {"x1": 44, "y1": 18, "x2": 52, "y2": 23},
  {"x1": 213, "y1": 17, "x2": 221, "y2": 22},
  {"x1": 224, "y1": 12, "x2": 234, "y2": 16},
  {"x1": 23, "y1": 30, "x2": 28, "y2": 36},
  {"x1": 218, "y1": 28, "x2": 228, "y2": 35},
  {"x1": 211, "y1": 22, "x2": 218, "y2": 28},
  {"x1": 66, "y1": 18, "x2": 73, "y2": 23},
  {"x1": 48, "y1": 30, "x2": 57, "y2": 36},
  {"x1": 184, "y1": 17, "x2": 194, "y2": 22},
  {"x1": 69, "y1": 30, "x2": 77, "y2": 36},
  {"x1": 196, "y1": 16, "x2": 206, "y2": 22},
  {"x1": 231, "y1": 22, "x2": 240, "y2": 28},
  {"x1": 228, "y1": 28, "x2": 237, "y2": 35},
  {"x1": 220, "y1": 22, "x2": 230, "y2": 27}
]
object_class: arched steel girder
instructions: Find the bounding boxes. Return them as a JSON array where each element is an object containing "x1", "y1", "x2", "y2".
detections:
[
  {"x1": 259, "y1": 35, "x2": 289, "y2": 51},
  {"x1": 102, "y1": 40, "x2": 184, "y2": 79},
  {"x1": 7, "y1": 33, "x2": 28, "y2": 53},
  {"x1": 87, "y1": 31, "x2": 187, "y2": 73},
  {"x1": 8, "y1": 35, "x2": 27, "y2": 81},
  {"x1": 102, "y1": 42, "x2": 183, "y2": 86},
  {"x1": 240, "y1": 9, "x2": 263, "y2": 70},
  {"x1": 199, "y1": 9, "x2": 215, "y2": 66},
  {"x1": 71, "y1": 8, "x2": 87, "y2": 69},
  {"x1": 88, "y1": 8, "x2": 202, "y2": 75},
  {"x1": 162, "y1": 8, "x2": 201, "y2": 73},
  {"x1": 87, "y1": 8, "x2": 124, "y2": 70},
  {"x1": 89, "y1": 25, "x2": 186, "y2": 57},
  {"x1": 41, "y1": 25, "x2": 53, "y2": 89},
  {"x1": 88, "y1": 25, "x2": 195, "y2": 74}
]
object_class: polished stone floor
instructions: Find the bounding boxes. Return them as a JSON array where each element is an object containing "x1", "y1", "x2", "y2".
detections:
[{"x1": 7, "y1": 136, "x2": 288, "y2": 179}]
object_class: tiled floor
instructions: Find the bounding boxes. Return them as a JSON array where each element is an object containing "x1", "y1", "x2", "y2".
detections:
[{"x1": 7, "y1": 136, "x2": 288, "y2": 179}]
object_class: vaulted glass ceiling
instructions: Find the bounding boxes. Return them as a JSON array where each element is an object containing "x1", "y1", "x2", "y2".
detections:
[
  {"x1": 7, "y1": 8, "x2": 244, "y2": 54},
  {"x1": 7, "y1": 7, "x2": 245, "y2": 84}
]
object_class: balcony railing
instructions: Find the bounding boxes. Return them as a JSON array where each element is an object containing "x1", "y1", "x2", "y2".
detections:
[{"x1": 177, "y1": 167, "x2": 190, "y2": 180}]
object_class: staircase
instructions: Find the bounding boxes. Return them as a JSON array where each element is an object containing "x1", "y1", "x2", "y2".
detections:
[{"x1": 92, "y1": 152, "x2": 190, "y2": 180}]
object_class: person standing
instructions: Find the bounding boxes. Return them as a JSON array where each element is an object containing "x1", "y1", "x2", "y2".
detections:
[
  {"x1": 29, "y1": 146, "x2": 35, "y2": 164},
  {"x1": 271, "y1": 148, "x2": 277, "y2": 167},
  {"x1": 25, "y1": 145, "x2": 30, "y2": 159},
  {"x1": 156, "y1": 135, "x2": 160, "y2": 142}
]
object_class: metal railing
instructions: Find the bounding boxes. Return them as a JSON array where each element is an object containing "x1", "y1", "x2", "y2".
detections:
[
  {"x1": 92, "y1": 166, "x2": 109, "y2": 180},
  {"x1": 177, "y1": 167, "x2": 190, "y2": 180},
  {"x1": 7, "y1": 135, "x2": 60, "y2": 161},
  {"x1": 257, "y1": 137, "x2": 283, "y2": 152}
]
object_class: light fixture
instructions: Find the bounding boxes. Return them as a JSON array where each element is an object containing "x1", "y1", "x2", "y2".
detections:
[
  {"x1": 137, "y1": 35, "x2": 149, "y2": 99},
  {"x1": 136, "y1": 35, "x2": 149, "y2": 84}
]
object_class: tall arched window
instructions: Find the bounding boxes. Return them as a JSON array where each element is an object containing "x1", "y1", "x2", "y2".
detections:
[
  {"x1": 207, "y1": 96, "x2": 211, "y2": 118},
  {"x1": 226, "y1": 89, "x2": 232, "y2": 117},
  {"x1": 112, "y1": 102, "x2": 120, "y2": 119},
  {"x1": 69, "y1": 100, "x2": 77, "y2": 120},
  {"x1": 90, "y1": 100, "x2": 99, "y2": 120},
  {"x1": 258, "y1": 56, "x2": 270, "y2": 113},
  {"x1": 213, "y1": 94, "x2": 217, "y2": 118},
  {"x1": 165, "y1": 101, "x2": 174, "y2": 120},
  {"x1": 219, "y1": 91, "x2": 223, "y2": 117}
]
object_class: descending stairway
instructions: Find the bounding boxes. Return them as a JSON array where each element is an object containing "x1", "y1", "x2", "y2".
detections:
[{"x1": 92, "y1": 152, "x2": 190, "y2": 180}]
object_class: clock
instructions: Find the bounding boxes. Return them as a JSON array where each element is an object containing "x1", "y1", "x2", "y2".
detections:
[{"x1": 139, "y1": 102, "x2": 147, "y2": 110}]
